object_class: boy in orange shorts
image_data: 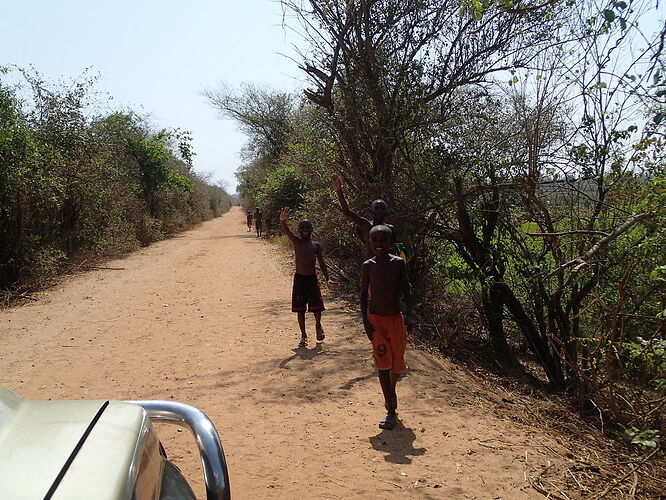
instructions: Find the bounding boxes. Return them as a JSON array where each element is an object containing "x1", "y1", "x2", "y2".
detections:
[{"x1": 360, "y1": 225, "x2": 412, "y2": 430}]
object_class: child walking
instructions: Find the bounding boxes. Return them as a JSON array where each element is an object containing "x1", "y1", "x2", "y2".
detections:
[
  {"x1": 331, "y1": 173, "x2": 397, "y2": 257},
  {"x1": 361, "y1": 225, "x2": 412, "y2": 429},
  {"x1": 246, "y1": 210, "x2": 253, "y2": 231},
  {"x1": 280, "y1": 207, "x2": 334, "y2": 347}
]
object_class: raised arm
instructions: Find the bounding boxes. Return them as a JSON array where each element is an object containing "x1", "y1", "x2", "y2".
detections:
[
  {"x1": 279, "y1": 207, "x2": 298, "y2": 243},
  {"x1": 360, "y1": 262, "x2": 374, "y2": 340},
  {"x1": 331, "y1": 173, "x2": 371, "y2": 229},
  {"x1": 315, "y1": 243, "x2": 330, "y2": 283}
]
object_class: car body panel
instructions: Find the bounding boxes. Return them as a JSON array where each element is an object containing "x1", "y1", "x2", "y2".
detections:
[
  {"x1": 0, "y1": 387, "x2": 230, "y2": 499},
  {"x1": 0, "y1": 387, "x2": 151, "y2": 500},
  {"x1": 52, "y1": 401, "x2": 150, "y2": 500}
]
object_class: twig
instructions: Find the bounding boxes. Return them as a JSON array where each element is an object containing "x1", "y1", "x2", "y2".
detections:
[
  {"x1": 81, "y1": 265, "x2": 126, "y2": 271},
  {"x1": 589, "y1": 398, "x2": 604, "y2": 434},
  {"x1": 477, "y1": 438, "x2": 520, "y2": 448},
  {"x1": 527, "y1": 465, "x2": 570, "y2": 500},
  {"x1": 327, "y1": 478, "x2": 352, "y2": 490},
  {"x1": 627, "y1": 397, "x2": 666, "y2": 425},
  {"x1": 567, "y1": 467, "x2": 586, "y2": 492},
  {"x1": 547, "y1": 212, "x2": 654, "y2": 278},
  {"x1": 592, "y1": 448, "x2": 660, "y2": 499},
  {"x1": 527, "y1": 230, "x2": 610, "y2": 238},
  {"x1": 379, "y1": 479, "x2": 404, "y2": 489},
  {"x1": 544, "y1": 477, "x2": 573, "y2": 500},
  {"x1": 477, "y1": 441, "x2": 505, "y2": 450}
]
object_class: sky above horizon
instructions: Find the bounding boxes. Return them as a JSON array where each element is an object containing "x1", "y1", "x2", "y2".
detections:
[
  {"x1": 4, "y1": 2, "x2": 664, "y2": 195},
  {"x1": 1, "y1": 0, "x2": 306, "y2": 193}
]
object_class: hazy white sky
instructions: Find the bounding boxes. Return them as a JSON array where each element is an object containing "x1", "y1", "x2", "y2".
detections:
[{"x1": 1, "y1": 0, "x2": 306, "y2": 193}]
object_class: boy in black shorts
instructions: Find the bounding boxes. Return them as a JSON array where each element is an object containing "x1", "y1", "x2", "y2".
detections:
[{"x1": 280, "y1": 207, "x2": 335, "y2": 347}]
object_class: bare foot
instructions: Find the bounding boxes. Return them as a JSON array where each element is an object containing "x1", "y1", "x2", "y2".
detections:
[
  {"x1": 298, "y1": 336, "x2": 308, "y2": 348},
  {"x1": 316, "y1": 325, "x2": 325, "y2": 341}
]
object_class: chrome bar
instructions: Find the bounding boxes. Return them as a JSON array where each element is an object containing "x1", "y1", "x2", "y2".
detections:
[{"x1": 126, "y1": 400, "x2": 231, "y2": 500}]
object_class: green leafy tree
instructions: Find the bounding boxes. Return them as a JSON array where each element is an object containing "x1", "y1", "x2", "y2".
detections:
[{"x1": 0, "y1": 68, "x2": 232, "y2": 291}]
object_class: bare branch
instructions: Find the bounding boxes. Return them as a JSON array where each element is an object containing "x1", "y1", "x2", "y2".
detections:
[
  {"x1": 547, "y1": 212, "x2": 654, "y2": 278},
  {"x1": 527, "y1": 230, "x2": 610, "y2": 238}
]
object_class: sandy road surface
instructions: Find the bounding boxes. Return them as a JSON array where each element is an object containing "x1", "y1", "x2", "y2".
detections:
[{"x1": 1, "y1": 207, "x2": 567, "y2": 499}]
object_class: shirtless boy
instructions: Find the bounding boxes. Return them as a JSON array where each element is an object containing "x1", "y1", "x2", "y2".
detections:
[
  {"x1": 246, "y1": 210, "x2": 253, "y2": 231},
  {"x1": 280, "y1": 207, "x2": 333, "y2": 347},
  {"x1": 361, "y1": 225, "x2": 412, "y2": 430},
  {"x1": 331, "y1": 173, "x2": 396, "y2": 257}
]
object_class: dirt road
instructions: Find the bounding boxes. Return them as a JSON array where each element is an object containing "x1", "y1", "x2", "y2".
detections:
[{"x1": 1, "y1": 207, "x2": 567, "y2": 499}]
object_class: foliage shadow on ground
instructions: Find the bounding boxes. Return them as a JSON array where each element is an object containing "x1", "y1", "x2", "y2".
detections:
[{"x1": 174, "y1": 234, "x2": 258, "y2": 241}]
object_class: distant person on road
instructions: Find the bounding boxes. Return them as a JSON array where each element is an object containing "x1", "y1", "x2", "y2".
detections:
[
  {"x1": 361, "y1": 224, "x2": 412, "y2": 430},
  {"x1": 254, "y1": 208, "x2": 263, "y2": 237},
  {"x1": 246, "y1": 210, "x2": 253, "y2": 232},
  {"x1": 280, "y1": 207, "x2": 337, "y2": 347},
  {"x1": 331, "y1": 173, "x2": 399, "y2": 259}
]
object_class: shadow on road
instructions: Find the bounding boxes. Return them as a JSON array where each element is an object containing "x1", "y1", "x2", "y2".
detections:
[
  {"x1": 144, "y1": 336, "x2": 372, "y2": 402},
  {"x1": 278, "y1": 343, "x2": 326, "y2": 368},
  {"x1": 369, "y1": 420, "x2": 427, "y2": 464},
  {"x1": 340, "y1": 372, "x2": 375, "y2": 390}
]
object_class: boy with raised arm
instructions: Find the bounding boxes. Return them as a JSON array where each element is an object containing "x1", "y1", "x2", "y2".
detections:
[
  {"x1": 331, "y1": 173, "x2": 396, "y2": 258},
  {"x1": 361, "y1": 225, "x2": 412, "y2": 430},
  {"x1": 280, "y1": 207, "x2": 334, "y2": 347}
]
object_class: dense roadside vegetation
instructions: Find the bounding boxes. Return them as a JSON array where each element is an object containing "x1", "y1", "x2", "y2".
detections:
[
  {"x1": 0, "y1": 67, "x2": 233, "y2": 297},
  {"x1": 207, "y1": 0, "x2": 665, "y2": 473}
]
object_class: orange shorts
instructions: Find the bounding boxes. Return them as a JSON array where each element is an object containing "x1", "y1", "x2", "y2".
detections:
[{"x1": 369, "y1": 313, "x2": 406, "y2": 373}]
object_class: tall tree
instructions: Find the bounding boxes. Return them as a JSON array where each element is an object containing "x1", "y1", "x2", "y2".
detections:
[
  {"x1": 204, "y1": 84, "x2": 296, "y2": 206},
  {"x1": 284, "y1": 0, "x2": 570, "y2": 387}
]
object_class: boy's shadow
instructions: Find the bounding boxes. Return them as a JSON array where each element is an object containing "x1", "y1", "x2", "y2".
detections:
[
  {"x1": 369, "y1": 419, "x2": 427, "y2": 464},
  {"x1": 279, "y1": 343, "x2": 325, "y2": 369}
]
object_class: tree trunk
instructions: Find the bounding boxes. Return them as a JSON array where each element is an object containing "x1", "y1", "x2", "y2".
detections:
[
  {"x1": 482, "y1": 281, "x2": 510, "y2": 354},
  {"x1": 498, "y1": 282, "x2": 566, "y2": 390}
]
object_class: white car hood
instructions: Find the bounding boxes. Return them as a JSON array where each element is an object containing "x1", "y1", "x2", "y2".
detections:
[{"x1": 0, "y1": 387, "x2": 148, "y2": 500}]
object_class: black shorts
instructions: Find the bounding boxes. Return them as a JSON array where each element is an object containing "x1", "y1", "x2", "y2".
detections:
[
  {"x1": 291, "y1": 273, "x2": 325, "y2": 312},
  {"x1": 255, "y1": 220, "x2": 263, "y2": 229}
]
